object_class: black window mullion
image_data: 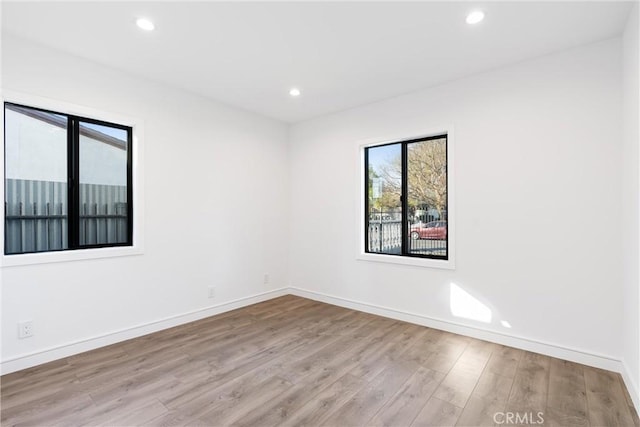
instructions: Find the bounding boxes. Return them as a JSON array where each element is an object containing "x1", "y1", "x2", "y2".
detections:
[
  {"x1": 364, "y1": 148, "x2": 370, "y2": 252},
  {"x1": 401, "y1": 142, "x2": 408, "y2": 255},
  {"x1": 3, "y1": 104, "x2": 7, "y2": 255},
  {"x1": 444, "y1": 135, "x2": 449, "y2": 261},
  {"x1": 126, "y1": 130, "x2": 133, "y2": 245},
  {"x1": 68, "y1": 117, "x2": 79, "y2": 249}
]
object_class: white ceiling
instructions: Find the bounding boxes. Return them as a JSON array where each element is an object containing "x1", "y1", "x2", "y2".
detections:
[{"x1": 1, "y1": 1, "x2": 635, "y2": 123}]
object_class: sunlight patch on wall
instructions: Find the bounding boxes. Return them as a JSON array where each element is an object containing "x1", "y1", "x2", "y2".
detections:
[{"x1": 449, "y1": 283, "x2": 492, "y2": 323}]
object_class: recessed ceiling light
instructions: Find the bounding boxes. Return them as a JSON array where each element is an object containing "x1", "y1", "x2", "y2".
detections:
[
  {"x1": 136, "y1": 18, "x2": 155, "y2": 31},
  {"x1": 289, "y1": 88, "x2": 301, "y2": 97},
  {"x1": 466, "y1": 10, "x2": 485, "y2": 25}
]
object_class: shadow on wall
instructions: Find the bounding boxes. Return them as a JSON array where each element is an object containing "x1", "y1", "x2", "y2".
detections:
[{"x1": 449, "y1": 282, "x2": 511, "y2": 329}]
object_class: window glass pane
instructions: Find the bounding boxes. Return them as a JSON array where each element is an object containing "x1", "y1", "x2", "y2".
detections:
[
  {"x1": 407, "y1": 137, "x2": 447, "y2": 257},
  {"x1": 4, "y1": 104, "x2": 69, "y2": 254},
  {"x1": 78, "y1": 121, "x2": 129, "y2": 246},
  {"x1": 366, "y1": 143, "x2": 402, "y2": 254}
]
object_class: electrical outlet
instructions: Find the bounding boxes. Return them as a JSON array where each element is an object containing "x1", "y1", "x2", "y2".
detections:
[
  {"x1": 263, "y1": 273, "x2": 270, "y2": 284},
  {"x1": 208, "y1": 286, "x2": 215, "y2": 299},
  {"x1": 18, "y1": 321, "x2": 33, "y2": 339}
]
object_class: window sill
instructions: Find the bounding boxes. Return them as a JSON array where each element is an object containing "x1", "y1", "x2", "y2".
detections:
[
  {"x1": 1, "y1": 245, "x2": 143, "y2": 267},
  {"x1": 357, "y1": 252, "x2": 455, "y2": 270}
]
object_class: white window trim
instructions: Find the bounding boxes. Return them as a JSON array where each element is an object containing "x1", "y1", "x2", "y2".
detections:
[
  {"x1": 1, "y1": 89, "x2": 145, "y2": 267},
  {"x1": 355, "y1": 126, "x2": 455, "y2": 270}
]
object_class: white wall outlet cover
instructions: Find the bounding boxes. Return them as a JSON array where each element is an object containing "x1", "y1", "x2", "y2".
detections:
[{"x1": 18, "y1": 321, "x2": 34, "y2": 339}]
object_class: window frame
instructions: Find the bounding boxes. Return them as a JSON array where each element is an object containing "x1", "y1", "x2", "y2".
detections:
[
  {"x1": 1, "y1": 90, "x2": 144, "y2": 266},
  {"x1": 357, "y1": 127, "x2": 455, "y2": 270},
  {"x1": 73, "y1": 114, "x2": 133, "y2": 250}
]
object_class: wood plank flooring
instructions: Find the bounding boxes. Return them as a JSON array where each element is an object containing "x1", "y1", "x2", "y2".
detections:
[{"x1": 1, "y1": 295, "x2": 638, "y2": 426}]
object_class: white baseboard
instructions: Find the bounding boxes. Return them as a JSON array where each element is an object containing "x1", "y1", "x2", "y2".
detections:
[
  {"x1": 0, "y1": 287, "x2": 288, "y2": 375},
  {"x1": 621, "y1": 360, "x2": 640, "y2": 414},
  {"x1": 288, "y1": 287, "x2": 624, "y2": 373}
]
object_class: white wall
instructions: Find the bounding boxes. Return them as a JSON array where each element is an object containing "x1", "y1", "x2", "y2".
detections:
[
  {"x1": 289, "y1": 38, "x2": 624, "y2": 366},
  {"x1": 1, "y1": 35, "x2": 289, "y2": 372},
  {"x1": 622, "y1": 4, "x2": 640, "y2": 409}
]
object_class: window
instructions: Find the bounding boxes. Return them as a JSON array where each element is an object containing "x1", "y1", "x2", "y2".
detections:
[
  {"x1": 365, "y1": 134, "x2": 448, "y2": 260},
  {"x1": 4, "y1": 102, "x2": 133, "y2": 255}
]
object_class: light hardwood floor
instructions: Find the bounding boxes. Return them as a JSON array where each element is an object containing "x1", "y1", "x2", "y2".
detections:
[{"x1": 1, "y1": 295, "x2": 638, "y2": 426}]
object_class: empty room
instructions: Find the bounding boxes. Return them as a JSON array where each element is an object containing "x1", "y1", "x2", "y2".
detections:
[{"x1": 1, "y1": 1, "x2": 640, "y2": 426}]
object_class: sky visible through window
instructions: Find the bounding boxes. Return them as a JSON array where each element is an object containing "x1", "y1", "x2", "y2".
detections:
[{"x1": 368, "y1": 143, "x2": 397, "y2": 172}]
